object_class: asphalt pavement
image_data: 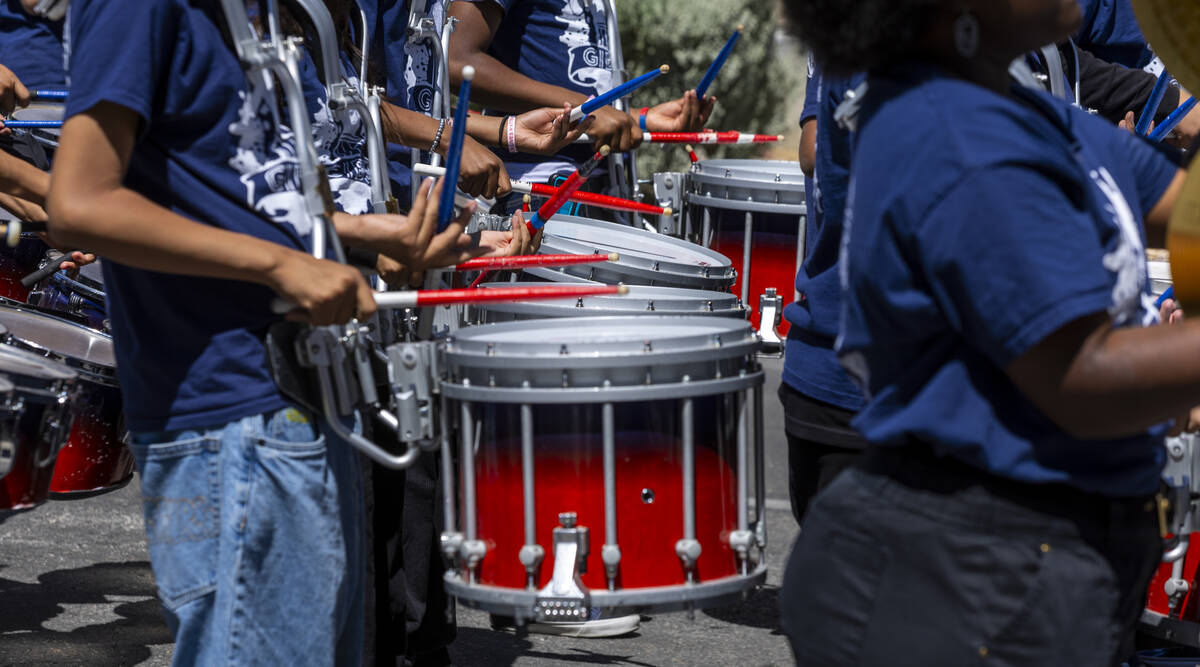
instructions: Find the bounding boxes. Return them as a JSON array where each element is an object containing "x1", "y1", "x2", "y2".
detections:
[{"x1": 0, "y1": 357, "x2": 797, "y2": 666}]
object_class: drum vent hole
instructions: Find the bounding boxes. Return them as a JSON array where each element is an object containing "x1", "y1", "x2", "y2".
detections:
[{"x1": 641, "y1": 488, "x2": 655, "y2": 504}]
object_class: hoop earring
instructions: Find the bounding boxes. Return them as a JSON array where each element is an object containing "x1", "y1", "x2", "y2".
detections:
[{"x1": 954, "y1": 9, "x2": 980, "y2": 59}]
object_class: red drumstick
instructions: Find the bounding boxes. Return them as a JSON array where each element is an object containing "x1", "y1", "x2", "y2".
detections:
[
  {"x1": 375, "y1": 284, "x2": 627, "y2": 309},
  {"x1": 525, "y1": 183, "x2": 671, "y2": 216},
  {"x1": 685, "y1": 144, "x2": 700, "y2": 164},
  {"x1": 644, "y1": 131, "x2": 784, "y2": 144},
  {"x1": 528, "y1": 146, "x2": 611, "y2": 231},
  {"x1": 456, "y1": 252, "x2": 618, "y2": 272}
]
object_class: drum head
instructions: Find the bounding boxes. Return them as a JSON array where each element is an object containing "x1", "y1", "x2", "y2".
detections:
[
  {"x1": 472, "y1": 283, "x2": 746, "y2": 322},
  {"x1": 540, "y1": 216, "x2": 735, "y2": 290},
  {"x1": 687, "y1": 159, "x2": 806, "y2": 213},
  {"x1": 0, "y1": 304, "x2": 115, "y2": 371},
  {"x1": 10, "y1": 103, "x2": 63, "y2": 144},
  {"x1": 444, "y1": 316, "x2": 759, "y2": 397}
]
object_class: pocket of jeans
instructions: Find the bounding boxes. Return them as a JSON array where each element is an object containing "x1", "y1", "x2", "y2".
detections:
[
  {"x1": 255, "y1": 408, "x2": 327, "y2": 457},
  {"x1": 132, "y1": 435, "x2": 221, "y2": 610}
]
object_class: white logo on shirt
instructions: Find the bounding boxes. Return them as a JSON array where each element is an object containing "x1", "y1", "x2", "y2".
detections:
[
  {"x1": 312, "y1": 72, "x2": 372, "y2": 216},
  {"x1": 227, "y1": 75, "x2": 312, "y2": 237},
  {"x1": 1090, "y1": 166, "x2": 1158, "y2": 326},
  {"x1": 555, "y1": 0, "x2": 612, "y2": 92}
]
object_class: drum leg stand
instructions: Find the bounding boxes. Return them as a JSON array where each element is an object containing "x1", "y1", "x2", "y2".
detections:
[
  {"x1": 757, "y1": 289, "x2": 784, "y2": 357},
  {"x1": 535, "y1": 512, "x2": 592, "y2": 623}
]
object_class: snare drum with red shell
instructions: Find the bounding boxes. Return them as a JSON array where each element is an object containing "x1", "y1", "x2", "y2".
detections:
[
  {"x1": 437, "y1": 316, "x2": 766, "y2": 622},
  {"x1": 685, "y1": 159, "x2": 806, "y2": 337},
  {"x1": 0, "y1": 336, "x2": 78, "y2": 510},
  {"x1": 0, "y1": 304, "x2": 131, "y2": 498}
]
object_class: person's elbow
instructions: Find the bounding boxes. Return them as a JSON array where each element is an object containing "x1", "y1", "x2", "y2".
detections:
[{"x1": 45, "y1": 181, "x2": 95, "y2": 248}]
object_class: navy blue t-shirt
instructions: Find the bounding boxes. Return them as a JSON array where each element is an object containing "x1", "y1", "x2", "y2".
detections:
[
  {"x1": 459, "y1": 0, "x2": 613, "y2": 181},
  {"x1": 1076, "y1": 0, "x2": 1154, "y2": 69},
  {"x1": 0, "y1": 0, "x2": 64, "y2": 89},
  {"x1": 783, "y1": 65, "x2": 865, "y2": 412},
  {"x1": 840, "y1": 64, "x2": 1175, "y2": 497},
  {"x1": 67, "y1": 0, "x2": 316, "y2": 432},
  {"x1": 298, "y1": 51, "x2": 373, "y2": 214}
]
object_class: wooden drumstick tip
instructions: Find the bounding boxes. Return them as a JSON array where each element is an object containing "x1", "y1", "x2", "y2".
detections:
[
  {"x1": 659, "y1": 65, "x2": 670, "y2": 74},
  {"x1": 522, "y1": 194, "x2": 531, "y2": 203},
  {"x1": 616, "y1": 285, "x2": 630, "y2": 295},
  {"x1": 685, "y1": 144, "x2": 694, "y2": 152},
  {"x1": 736, "y1": 24, "x2": 744, "y2": 32},
  {"x1": 607, "y1": 252, "x2": 620, "y2": 262},
  {"x1": 462, "y1": 65, "x2": 476, "y2": 81},
  {"x1": 777, "y1": 135, "x2": 785, "y2": 140},
  {"x1": 599, "y1": 145, "x2": 612, "y2": 156},
  {"x1": 663, "y1": 207, "x2": 674, "y2": 216}
]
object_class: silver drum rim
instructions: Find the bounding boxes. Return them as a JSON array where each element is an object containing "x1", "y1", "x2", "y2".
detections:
[
  {"x1": 686, "y1": 159, "x2": 807, "y2": 214},
  {"x1": 539, "y1": 216, "x2": 736, "y2": 291},
  {"x1": 0, "y1": 305, "x2": 116, "y2": 385},
  {"x1": 469, "y1": 283, "x2": 747, "y2": 323}
]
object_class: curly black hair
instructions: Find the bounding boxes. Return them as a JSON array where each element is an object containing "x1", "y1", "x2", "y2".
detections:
[{"x1": 779, "y1": 0, "x2": 942, "y2": 75}]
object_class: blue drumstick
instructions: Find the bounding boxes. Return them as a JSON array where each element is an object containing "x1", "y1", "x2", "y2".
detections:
[
  {"x1": 2, "y1": 120, "x2": 62, "y2": 128},
  {"x1": 1149, "y1": 96, "x2": 1199, "y2": 143},
  {"x1": 569, "y1": 65, "x2": 670, "y2": 123},
  {"x1": 437, "y1": 66, "x2": 475, "y2": 232},
  {"x1": 696, "y1": 25, "x2": 743, "y2": 99},
  {"x1": 32, "y1": 89, "x2": 68, "y2": 101},
  {"x1": 1136, "y1": 71, "x2": 1171, "y2": 136}
]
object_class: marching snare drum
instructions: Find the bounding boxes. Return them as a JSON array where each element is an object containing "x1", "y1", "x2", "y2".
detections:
[
  {"x1": 467, "y1": 283, "x2": 747, "y2": 324},
  {"x1": 29, "y1": 260, "x2": 108, "y2": 332},
  {"x1": 438, "y1": 316, "x2": 766, "y2": 622},
  {"x1": 535, "y1": 215, "x2": 736, "y2": 292},
  {"x1": 1142, "y1": 433, "x2": 1200, "y2": 646},
  {"x1": 0, "y1": 236, "x2": 51, "y2": 303},
  {"x1": 0, "y1": 335, "x2": 78, "y2": 510},
  {"x1": 0, "y1": 304, "x2": 131, "y2": 498},
  {"x1": 685, "y1": 159, "x2": 806, "y2": 339}
]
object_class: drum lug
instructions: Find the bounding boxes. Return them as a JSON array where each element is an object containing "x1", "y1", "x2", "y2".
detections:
[
  {"x1": 0, "y1": 393, "x2": 23, "y2": 479},
  {"x1": 535, "y1": 513, "x2": 591, "y2": 622},
  {"x1": 519, "y1": 544, "x2": 545, "y2": 589},
  {"x1": 729, "y1": 529, "x2": 754, "y2": 566},
  {"x1": 601, "y1": 544, "x2": 621, "y2": 586},
  {"x1": 652, "y1": 172, "x2": 685, "y2": 236},
  {"x1": 757, "y1": 289, "x2": 785, "y2": 357},
  {"x1": 675, "y1": 538, "x2": 702, "y2": 572},
  {"x1": 35, "y1": 384, "x2": 75, "y2": 469},
  {"x1": 753, "y1": 518, "x2": 768, "y2": 550},
  {"x1": 441, "y1": 531, "x2": 464, "y2": 565}
]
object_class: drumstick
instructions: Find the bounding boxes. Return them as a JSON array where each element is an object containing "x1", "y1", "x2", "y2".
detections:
[
  {"x1": 2, "y1": 120, "x2": 63, "y2": 129},
  {"x1": 21, "y1": 252, "x2": 76, "y2": 287},
  {"x1": 0, "y1": 221, "x2": 21, "y2": 247},
  {"x1": 272, "y1": 283, "x2": 628, "y2": 314},
  {"x1": 1137, "y1": 71, "x2": 1171, "y2": 136},
  {"x1": 570, "y1": 65, "x2": 670, "y2": 123},
  {"x1": 412, "y1": 163, "x2": 670, "y2": 216},
  {"x1": 686, "y1": 144, "x2": 700, "y2": 163},
  {"x1": 1149, "y1": 96, "x2": 1199, "y2": 143},
  {"x1": 455, "y1": 252, "x2": 618, "y2": 272},
  {"x1": 695, "y1": 25, "x2": 743, "y2": 99},
  {"x1": 642, "y1": 131, "x2": 784, "y2": 144},
  {"x1": 528, "y1": 146, "x2": 611, "y2": 231},
  {"x1": 32, "y1": 90, "x2": 68, "y2": 101},
  {"x1": 438, "y1": 66, "x2": 475, "y2": 231}
]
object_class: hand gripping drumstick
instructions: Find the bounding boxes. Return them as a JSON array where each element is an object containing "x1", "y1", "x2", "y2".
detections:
[
  {"x1": 1136, "y1": 71, "x2": 1171, "y2": 136},
  {"x1": 570, "y1": 65, "x2": 670, "y2": 124},
  {"x1": 527, "y1": 146, "x2": 611, "y2": 231},
  {"x1": 1149, "y1": 96, "x2": 1199, "y2": 143},
  {"x1": 31, "y1": 90, "x2": 68, "y2": 101},
  {"x1": 273, "y1": 283, "x2": 628, "y2": 313},
  {"x1": 411, "y1": 163, "x2": 671, "y2": 216},
  {"x1": 455, "y1": 252, "x2": 618, "y2": 272},
  {"x1": 437, "y1": 66, "x2": 476, "y2": 231},
  {"x1": 695, "y1": 26, "x2": 742, "y2": 99}
]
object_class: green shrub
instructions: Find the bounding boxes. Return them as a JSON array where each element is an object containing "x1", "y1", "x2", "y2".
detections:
[{"x1": 615, "y1": 0, "x2": 802, "y2": 179}]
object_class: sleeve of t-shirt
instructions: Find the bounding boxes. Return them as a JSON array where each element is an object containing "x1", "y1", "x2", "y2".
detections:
[
  {"x1": 64, "y1": 0, "x2": 177, "y2": 125},
  {"x1": 800, "y1": 63, "x2": 821, "y2": 124},
  {"x1": 915, "y1": 166, "x2": 1115, "y2": 368}
]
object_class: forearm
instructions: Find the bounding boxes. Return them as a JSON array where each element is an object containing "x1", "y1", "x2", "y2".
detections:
[
  {"x1": 450, "y1": 50, "x2": 585, "y2": 114},
  {"x1": 1077, "y1": 46, "x2": 1178, "y2": 124},
  {"x1": 48, "y1": 184, "x2": 293, "y2": 285},
  {"x1": 381, "y1": 103, "x2": 443, "y2": 152},
  {"x1": 0, "y1": 151, "x2": 49, "y2": 205},
  {"x1": 0, "y1": 191, "x2": 45, "y2": 222}
]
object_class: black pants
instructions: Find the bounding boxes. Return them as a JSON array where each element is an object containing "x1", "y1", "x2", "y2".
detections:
[
  {"x1": 371, "y1": 451, "x2": 455, "y2": 667},
  {"x1": 780, "y1": 447, "x2": 1162, "y2": 667},
  {"x1": 778, "y1": 383, "x2": 866, "y2": 524}
]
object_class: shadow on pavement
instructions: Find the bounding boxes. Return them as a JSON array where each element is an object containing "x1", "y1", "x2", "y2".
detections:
[
  {"x1": 0, "y1": 561, "x2": 171, "y2": 666},
  {"x1": 701, "y1": 584, "x2": 784, "y2": 632},
  {"x1": 448, "y1": 627, "x2": 657, "y2": 667}
]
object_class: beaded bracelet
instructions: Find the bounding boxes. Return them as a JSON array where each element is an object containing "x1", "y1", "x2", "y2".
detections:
[{"x1": 430, "y1": 118, "x2": 448, "y2": 153}]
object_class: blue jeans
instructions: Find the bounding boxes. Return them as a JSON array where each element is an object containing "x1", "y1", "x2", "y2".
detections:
[{"x1": 130, "y1": 407, "x2": 364, "y2": 666}]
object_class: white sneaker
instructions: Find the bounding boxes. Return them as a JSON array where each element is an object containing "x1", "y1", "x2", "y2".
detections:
[{"x1": 526, "y1": 611, "x2": 640, "y2": 638}]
